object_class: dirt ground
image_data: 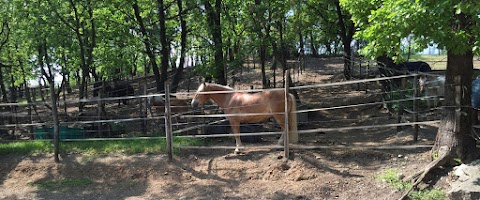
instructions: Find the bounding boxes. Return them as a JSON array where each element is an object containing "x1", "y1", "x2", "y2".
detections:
[{"x1": 0, "y1": 57, "x2": 453, "y2": 200}]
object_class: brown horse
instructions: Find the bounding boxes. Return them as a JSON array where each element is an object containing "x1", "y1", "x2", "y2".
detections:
[{"x1": 191, "y1": 83, "x2": 298, "y2": 153}]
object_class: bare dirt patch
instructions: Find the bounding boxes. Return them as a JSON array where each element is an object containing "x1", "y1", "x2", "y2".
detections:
[{"x1": 0, "y1": 57, "x2": 452, "y2": 200}]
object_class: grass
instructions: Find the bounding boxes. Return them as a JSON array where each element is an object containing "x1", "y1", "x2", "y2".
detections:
[
  {"x1": 28, "y1": 178, "x2": 93, "y2": 190},
  {"x1": 376, "y1": 168, "x2": 446, "y2": 200},
  {"x1": 410, "y1": 54, "x2": 480, "y2": 70},
  {"x1": 0, "y1": 141, "x2": 54, "y2": 155},
  {"x1": 409, "y1": 54, "x2": 447, "y2": 70},
  {"x1": 0, "y1": 137, "x2": 203, "y2": 156}
]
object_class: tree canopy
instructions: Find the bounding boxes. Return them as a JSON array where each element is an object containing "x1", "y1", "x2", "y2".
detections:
[
  {"x1": 1, "y1": 0, "x2": 354, "y2": 97},
  {"x1": 341, "y1": 0, "x2": 480, "y2": 60}
]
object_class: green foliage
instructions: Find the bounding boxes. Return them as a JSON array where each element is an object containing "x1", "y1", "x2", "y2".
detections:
[
  {"x1": 376, "y1": 168, "x2": 413, "y2": 191},
  {"x1": 376, "y1": 168, "x2": 446, "y2": 200},
  {"x1": 410, "y1": 189, "x2": 446, "y2": 200},
  {"x1": 0, "y1": 138, "x2": 202, "y2": 155},
  {"x1": 0, "y1": 0, "x2": 367, "y2": 91},
  {"x1": 341, "y1": 0, "x2": 480, "y2": 60},
  {"x1": 453, "y1": 158, "x2": 463, "y2": 165}
]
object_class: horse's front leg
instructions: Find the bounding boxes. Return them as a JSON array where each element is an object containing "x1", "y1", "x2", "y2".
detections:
[{"x1": 230, "y1": 120, "x2": 243, "y2": 154}]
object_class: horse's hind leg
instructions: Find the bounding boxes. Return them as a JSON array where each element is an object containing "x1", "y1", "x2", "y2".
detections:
[
  {"x1": 229, "y1": 120, "x2": 243, "y2": 154},
  {"x1": 273, "y1": 114, "x2": 286, "y2": 146}
]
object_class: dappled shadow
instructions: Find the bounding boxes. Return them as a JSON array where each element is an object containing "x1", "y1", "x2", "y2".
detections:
[
  {"x1": 0, "y1": 154, "x2": 28, "y2": 186},
  {"x1": 0, "y1": 154, "x2": 151, "y2": 200}
]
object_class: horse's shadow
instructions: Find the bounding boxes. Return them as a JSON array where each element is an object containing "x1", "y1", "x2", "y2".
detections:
[
  {"x1": 172, "y1": 158, "x2": 233, "y2": 183},
  {"x1": 215, "y1": 148, "x2": 363, "y2": 179},
  {"x1": 298, "y1": 153, "x2": 364, "y2": 178},
  {"x1": 222, "y1": 149, "x2": 276, "y2": 161}
]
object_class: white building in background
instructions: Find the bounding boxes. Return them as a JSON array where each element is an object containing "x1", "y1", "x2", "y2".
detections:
[{"x1": 419, "y1": 43, "x2": 445, "y2": 55}]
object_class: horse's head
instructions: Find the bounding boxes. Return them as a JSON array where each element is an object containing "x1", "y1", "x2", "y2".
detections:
[
  {"x1": 418, "y1": 75, "x2": 429, "y2": 93},
  {"x1": 191, "y1": 83, "x2": 209, "y2": 108}
]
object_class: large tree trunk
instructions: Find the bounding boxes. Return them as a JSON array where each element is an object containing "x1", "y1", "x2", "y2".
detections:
[
  {"x1": 400, "y1": 50, "x2": 479, "y2": 200},
  {"x1": 433, "y1": 51, "x2": 478, "y2": 162}
]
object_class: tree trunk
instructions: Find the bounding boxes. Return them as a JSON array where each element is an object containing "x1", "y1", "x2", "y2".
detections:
[
  {"x1": 157, "y1": 0, "x2": 169, "y2": 92},
  {"x1": 132, "y1": 2, "x2": 162, "y2": 92},
  {"x1": 21, "y1": 65, "x2": 34, "y2": 133},
  {"x1": 8, "y1": 74, "x2": 17, "y2": 125},
  {"x1": 204, "y1": 0, "x2": 226, "y2": 85},
  {"x1": 433, "y1": 51, "x2": 478, "y2": 162},
  {"x1": 298, "y1": 29, "x2": 304, "y2": 54},
  {"x1": 0, "y1": 63, "x2": 7, "y2": 102},
  {"x1": 260, "y1": 45, "x2": 267, "y2": 88},
  {"x1": 51, "y1": 0, "x2": 96, "y2": 111},
  {"x1": 170, "y1": 0, "x2": 187, "y2": 93},
  {"x1": 400, "y1": 50, "x2": 480, "y2": 200},
  {"x1": 310, "y1": 32, "x2": 317, "y2": 56},
  {"x1": 250, "y1": 0, "x2": 268, "y2": 88},
  {"x1": 334, "y1": 0, "x2": 354, "y2": 80}
]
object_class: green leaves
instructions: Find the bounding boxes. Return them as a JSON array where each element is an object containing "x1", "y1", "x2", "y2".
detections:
[{"x1": 342, "y1": 0, "x2": 480, "y2": 59}]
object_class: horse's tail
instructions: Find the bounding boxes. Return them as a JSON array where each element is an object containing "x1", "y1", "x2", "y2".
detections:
[{"x1": 288, "y1": 94, "x2": 299, "y2": 143}]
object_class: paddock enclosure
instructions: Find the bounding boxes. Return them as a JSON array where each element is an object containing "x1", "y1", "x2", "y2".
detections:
[
  {"x1": 1, "y1": 57, "x2": 479, "y2": 199},
  {"x1": 0, "y1": 57, "x2": 446, "y2": 151}
]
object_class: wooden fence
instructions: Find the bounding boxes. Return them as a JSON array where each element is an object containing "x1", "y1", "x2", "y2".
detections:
[{"x1": 0, "y1": 69, "x2": 441, "y2": 162}]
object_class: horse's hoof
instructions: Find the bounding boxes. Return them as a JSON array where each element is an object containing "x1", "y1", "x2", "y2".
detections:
[{"x1": 233, "y1": 148, "x2": 246, "y2": 155}]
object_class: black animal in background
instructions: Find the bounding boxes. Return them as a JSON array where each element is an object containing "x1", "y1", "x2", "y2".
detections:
[
  {"x1": 394, "y1": 61, "x2": 432, "y2": 72},
  {"x1": 93, "y1": 81, "x2": 134, "y2": 105}
]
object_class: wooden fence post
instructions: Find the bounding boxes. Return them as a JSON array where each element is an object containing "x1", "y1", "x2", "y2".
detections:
[
  {"x1": 164, "y1": 85, "x2": 173, "y2": 161},
  {"x1": 358, "y1": 59, "x2": 362, "y2": 91},
  {"x1": 397, "y1": 69, "x2": 407, "y2": 132},
  {"x1": 365, "y1": 60, "x2": 370, "y2": 93},
  {"x1": 284, "y1": 69, "x2": 290, "y2": 159},
  {"x1": 142, "y1": 78, "x2": 147, "y2": 135},
  {"x1": 413, "y1": 73, "x2": 419, "y2": 141},
  {"x1": 49, "y1": 83, "x2": 60, "y2": 163}
]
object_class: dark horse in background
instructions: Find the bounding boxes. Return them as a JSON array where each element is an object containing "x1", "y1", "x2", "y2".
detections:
[
  {"x1": 378, "y1": 61, "x2": 432, "y2": 113},
  {"x1": 93, "y1": 80, "x2": 134, "y2": 105},
  {"x1": 394, "y1": 61, "x2": 432, "y2": 73},
  {"x1": 379, "y1": 61, "x2": 432, "y2": 77}
]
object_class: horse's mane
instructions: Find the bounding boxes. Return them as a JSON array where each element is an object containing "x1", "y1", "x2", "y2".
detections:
[{"x1": 204, "y1": 83, "x2": 235, "y2": 91}]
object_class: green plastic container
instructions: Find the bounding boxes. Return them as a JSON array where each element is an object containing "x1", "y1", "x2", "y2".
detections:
[{"x1": 34, "y1": 127, "x2": 85, "y2": 140}]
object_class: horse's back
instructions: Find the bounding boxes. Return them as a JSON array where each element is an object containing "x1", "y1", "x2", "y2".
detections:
[{"x1": 397, "y1": 61, "x2": 431, "y2": 72}]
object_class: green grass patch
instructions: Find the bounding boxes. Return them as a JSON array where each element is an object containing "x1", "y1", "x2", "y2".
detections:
[
  {"x1": 0, "y1": 141, "x2": 53, "y2": 155},
  {"x1": 0, "y1": 137, "x2": 203, "y2": 156},
  {"x1": 410, "y1": 189, "x2": 447, "y2": 200},
  {"x1": 28, "y1": 178, "x2": 93, "y2": 190},
  {"x1": 376, "y1": 168, "x2": 446, "y2": 200},
  {"x1": 409, "y1": 55, "x2": 447, "y2": 70}
]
